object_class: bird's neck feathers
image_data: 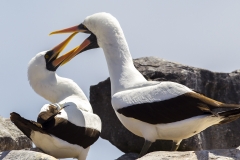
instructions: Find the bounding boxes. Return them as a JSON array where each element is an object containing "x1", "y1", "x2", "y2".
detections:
[
  {"x1": 28, "y1": 69, "x2": 88, "y2": 104},
  {"x1": 104, "y1": 46, "x2": 147, "y2": 95},
  {"x1": 91, "y1": 13, "x2": 147, "y2": 94},
  {"x1": 28, "y1": 52, "x2": 92, "y2": 112}
]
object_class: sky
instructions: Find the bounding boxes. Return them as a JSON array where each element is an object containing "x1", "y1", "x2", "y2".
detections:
[{"x1": 0, "y1": 1, "x2": 240, "y2": 160}]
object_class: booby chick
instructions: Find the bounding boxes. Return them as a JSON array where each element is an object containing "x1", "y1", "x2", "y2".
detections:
[
  {"x1": 50, "y1": 12, "x2": 240, "y2": 157},
  {"x1": 10, "y1": 33, "x2": 101, "y2": 160}
]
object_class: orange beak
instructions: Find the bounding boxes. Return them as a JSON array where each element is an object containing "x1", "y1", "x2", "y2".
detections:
[
  {"x1": 49, "y1": 24, "x2": 90, "y2": 35},
  {"x1": 53, "y1": 38, "x2": 91, "y2": 67},
  {"x1": 49, "y1": 23, "x2": 99, "y2": 67},
  {"x1": 49, "y1": 32, "x2": 78, "y2": 63}
]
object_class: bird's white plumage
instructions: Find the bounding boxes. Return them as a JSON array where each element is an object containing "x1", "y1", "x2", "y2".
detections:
[
  {"x1": 115, "y1": 112, "x2": 222, "y2": 142},
  {"x1": 30, "y1": 131, "x2": 89, "y2": 160},
  {"x1": 81, "y1": 12, "x2": 228, "y2": 147},
  {"x1": 27, "y1": 50, "x2": 101, "y2": 160},
  {"x1": 112, "y1": 81, "x2": 193, "y2": 110},
  {"x1": 40, "y1": 102, "x2": 101, "y2": 131},
  {"x1": 83, "y1": 13, "x2": 147, "y2": 95},
  {"x1": 28, "y1": 51, "x2": 92, "y2": 113}
]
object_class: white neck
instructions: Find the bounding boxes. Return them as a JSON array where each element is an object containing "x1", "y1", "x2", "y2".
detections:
[
  {"x1": 100, "y1": 33, "x2": 147, "y2": 95},
  {"x1": 28, "y1": 71, "x2": 92, "y2": 112}
]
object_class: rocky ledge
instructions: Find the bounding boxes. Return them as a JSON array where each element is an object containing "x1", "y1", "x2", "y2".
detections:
[
  {"x1": 0, "y1": 149, "x2": 57, "y2": 160},
  {"x1": 90, "y1": 57, "x2": 240, "y2": 154},
  {"x1": 118, "y1": 147, "x2": 240, "y2": 160},
  {"x1": 0, "y1": 116, "x2": 32, "y2": 151},
  {"x1": 0, "y1": 116, "x2": 57, "y2": 160}
]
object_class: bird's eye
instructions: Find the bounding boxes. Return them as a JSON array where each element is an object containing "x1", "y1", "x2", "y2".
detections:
[
  {"x1": 83, "y1": 25, "x2": 87, "y2": 29},
  {"x1": 45, "y1": 54, "x2": 49, "y2": 59}
]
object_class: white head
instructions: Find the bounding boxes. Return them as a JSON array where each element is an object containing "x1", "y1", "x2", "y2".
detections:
[
  {"x1": 82, "y1": 12, "x2": 124, "y2": 47},
  {"x1": 49, "y1": 12, "x2": 147, "y2": 94},
  {"x1": 28, "y1": 50, "x2": 57, "y2": 102},
  {"x1": 28, "y1": 34, "x2": 85, "y2": 103},
  {"x1": 28, "y1": 51, "x2": 54, "y2": 83},
  {"x1": 49, "y1": 12, "x2": 129, "y2": 62}
]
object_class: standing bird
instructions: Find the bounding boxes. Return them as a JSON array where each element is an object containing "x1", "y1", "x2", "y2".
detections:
[
  {"x1": 50, "y1": 12, "x2": 240, "y2": 157},
  {"x1": 10, "y1": 33, "x2": 101, "y2": 160}
]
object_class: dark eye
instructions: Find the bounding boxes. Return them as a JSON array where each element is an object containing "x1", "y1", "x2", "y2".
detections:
[
  {"x1": 83, "y1": 25, "x2": 87, "y2": 29},
  {"x1": 45, "y1": 54, "x2": 49, "y2": 59}
]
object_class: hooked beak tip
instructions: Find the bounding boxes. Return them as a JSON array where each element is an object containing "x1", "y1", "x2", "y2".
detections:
[{"x1": 49, "y1": 31, "x2": 60, "y2": 36}]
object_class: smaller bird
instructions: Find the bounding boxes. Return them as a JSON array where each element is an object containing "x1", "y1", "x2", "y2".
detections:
[{"x1": 10, "y1": 33, "x2": 101, "y2": 160}]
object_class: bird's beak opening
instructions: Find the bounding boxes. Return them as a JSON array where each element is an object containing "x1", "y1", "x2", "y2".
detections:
[
  {"x1": 54, "y1": 34, "x2": 98, "y2": 66},
  {"x1": 49, "y1": 23, "x2": 91, "y2": 35},
  {"x1": 48, "y1": 23, "x2": 99, "y2": 67},
  {"x1": 48, "y1": 32, "x2": 78, "y2": 63},
  {"x1": 46, "y1": 32, "x2": 78, "y2": 71}
]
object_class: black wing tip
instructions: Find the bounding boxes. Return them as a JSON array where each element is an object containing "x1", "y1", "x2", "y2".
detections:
[
  {"x1": 10, "y1": 112, "x2": 22, "y2": 122},
  {"x1": 10, "y1": 112, "x2": 19, "y2": 116},
  {"x1": 219, "y1": 108, "x2": 240, "y2": 124}
]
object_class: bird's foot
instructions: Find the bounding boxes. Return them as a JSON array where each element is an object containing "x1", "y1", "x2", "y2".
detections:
[
  {"x1": 139, "y1": 140, "x2": 152, "y2": 158},
  {"x1": 171, "y1": 140, "x2": 182, "y2": 151}
]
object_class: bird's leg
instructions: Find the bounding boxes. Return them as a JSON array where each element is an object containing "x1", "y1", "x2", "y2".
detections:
[
  {"x1": 171, "y1": 140, "x2": 181, "y2": 151},
  {"x1": 139, "y1": 140, "x2": 152, "y2": 158}
]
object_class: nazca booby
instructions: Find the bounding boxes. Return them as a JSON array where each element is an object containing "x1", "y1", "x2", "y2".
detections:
[
  {"x1": 49, "y1": 12, "x2": 240, "y2": 157},
  {"x1": 10, "y1": 33, "x2": 101, "y2": 160}
]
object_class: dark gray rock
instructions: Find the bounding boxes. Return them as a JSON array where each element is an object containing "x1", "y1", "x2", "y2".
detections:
[
  {"x1": 0, "y1": 116, "x2": 32, "y2": 151},
  {"x1": 117, "y1": 153, "x2": 138, "y2": 160},
  {"x1": 90, "y1": 57, "x2": 240, "y2": 154}
]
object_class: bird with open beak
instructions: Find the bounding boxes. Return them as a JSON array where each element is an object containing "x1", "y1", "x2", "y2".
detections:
[
  {"x1": 49, "y1": 12, "x2": 240, "y2": 158},
  {"x1": 11, "y1": 32, "x2": 101, "y2": 160}
]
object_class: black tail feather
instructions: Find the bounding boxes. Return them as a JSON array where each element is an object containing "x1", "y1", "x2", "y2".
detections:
[
  {"x1": 10, "y1": 112, "x2": 47, "y2": 139},
  {"x1": 218, "y1": 108, "x2": 240, "y2": 124}
]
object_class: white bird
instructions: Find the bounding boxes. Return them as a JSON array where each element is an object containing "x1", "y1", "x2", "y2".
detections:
[
  {"x1": 10, "y1": 33, "x2": 101, "y2": 160},
  {"x1": 49, "y1": 12, "x2": 240, "y2": 157}
]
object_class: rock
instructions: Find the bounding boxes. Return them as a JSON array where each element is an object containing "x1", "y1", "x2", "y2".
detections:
[
  {"x1": 24, "y1": 147, "x2": 45, "y2": 153},
  {"x1": 0, "y1": 149, "x2": 57, "y2": 160},
  {"x1": 117, "y1": 147, "x2": 240, "y2": 160},
  {"x1": 0, "y1": 116, "x2": 32, "y2": 151},
  {"x1": 136, "y1": 146, "x2": 240, "y2": 160},
  {"x1": 117, "y1": 153, "x2": 139, "y2": 160},
  {"x1": 90, "y1": 57, "x2": 240, "y2": 153}
]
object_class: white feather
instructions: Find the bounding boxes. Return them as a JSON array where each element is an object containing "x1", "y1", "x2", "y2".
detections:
[
  {"x1": 30, "y1": 131, "x2": 89, "y2": 160},
  {"x1": 116, "y1": 112, "x2": 222, "y2": 142},
  {"x1": 112, "y1": 81, "x2": 193, "y2": 110}
]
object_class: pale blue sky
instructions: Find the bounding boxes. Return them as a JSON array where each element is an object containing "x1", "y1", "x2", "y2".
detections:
[{"x1": 0, "y1": 1, "x2": 240, "y2": 160}]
